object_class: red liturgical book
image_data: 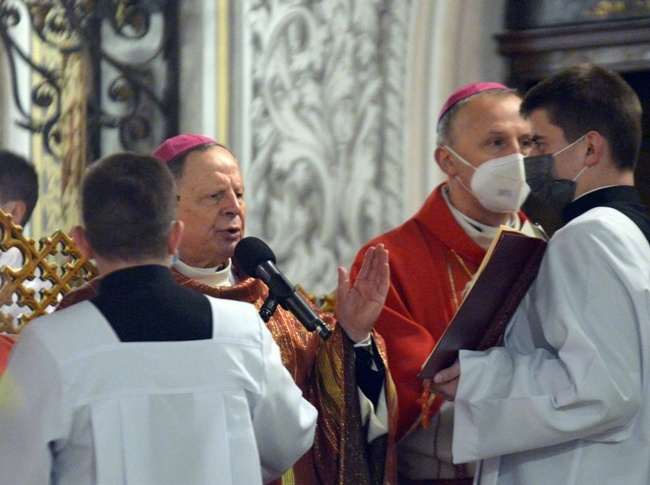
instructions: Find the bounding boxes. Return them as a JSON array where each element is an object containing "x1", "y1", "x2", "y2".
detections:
[{"x1": 419, "y1": 226, "x2": 548, "y2": 379}]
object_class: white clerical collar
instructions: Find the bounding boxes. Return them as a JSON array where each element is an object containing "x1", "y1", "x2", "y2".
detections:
[
  {"x1": 173, "y1": 258, "x2": 237, "y2": 287},
  {"x1": 441, "y1": 185, "x2": 521, "y2": 250}
]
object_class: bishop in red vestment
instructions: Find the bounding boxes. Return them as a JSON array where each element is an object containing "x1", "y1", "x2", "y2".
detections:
[
  {"x1": 60, "y1": 134, "x2": 399, "y2": 485},
  {"x1": 352, "y1": 83, "x2": 536, "y2": 483}
]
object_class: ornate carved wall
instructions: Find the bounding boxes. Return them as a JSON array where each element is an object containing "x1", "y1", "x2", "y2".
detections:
[{"x1": 234, "y1": 0, "x2": 413, "y2": 295}]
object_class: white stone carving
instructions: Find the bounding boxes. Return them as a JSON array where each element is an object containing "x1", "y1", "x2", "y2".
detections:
[{"x1": 241, "y1": 0, "x2": 411, "y2": 296}]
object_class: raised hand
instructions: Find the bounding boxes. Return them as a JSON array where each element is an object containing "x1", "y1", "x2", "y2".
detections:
[{"x1": 335, "y1": 244, "x2": 389, "y2": 342}]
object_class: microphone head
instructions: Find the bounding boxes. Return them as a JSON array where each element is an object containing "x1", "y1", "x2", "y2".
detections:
[{"x1": 234, "y1": 236, "x2": 277, "y2": 277}]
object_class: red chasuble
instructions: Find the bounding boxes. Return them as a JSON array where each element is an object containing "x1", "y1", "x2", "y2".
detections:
[
  {"x1": 352, "y1": 183, "x2": 528, "y2": 442},
  {"x1": 0, "y1": 334, "x2": 15, "y2": 375}
]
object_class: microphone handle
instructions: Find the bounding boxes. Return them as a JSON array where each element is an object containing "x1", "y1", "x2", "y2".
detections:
[
  {"x1": 256, "y1": 261, "x2": 332, "y2": 340},
  {"x1": 279, "y1": 296, "x2": 332, "y2": 341},
  {"x1": 260, "y1": 293, "x2": 280, "y2": 322}
]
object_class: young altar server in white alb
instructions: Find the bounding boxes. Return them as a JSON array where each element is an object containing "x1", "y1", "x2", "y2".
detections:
[
  {"x1": 432, "y1": 64, "x2": 650, "y2": 484},
  {"x1": 0, "y1": 153, "x2": 317, "y2": 484}
]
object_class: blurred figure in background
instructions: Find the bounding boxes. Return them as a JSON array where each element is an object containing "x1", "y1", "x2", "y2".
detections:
[{"x1": 0, "y1": 149, "x2": 40, "y2": 374}]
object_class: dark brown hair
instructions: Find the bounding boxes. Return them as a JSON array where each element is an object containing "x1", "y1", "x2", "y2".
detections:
[
  {"x1": 0, "y1": 149, "x2": 38, "y2": 224},
  {"x1": 520, "y1": 64, "x2": 642, "y2": 171},
  {"x1": 81, "y1": 153, "x2": 177, "y2": 261}
]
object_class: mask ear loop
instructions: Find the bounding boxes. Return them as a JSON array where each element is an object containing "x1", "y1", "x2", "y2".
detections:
[
  {"x1": 454, "y1": 175, "x2": 475, "y2": 196},
  {"x1": 552, "y1": 134, "x2": 587, "y2": 158},
  {"x1": 550, "y1": 134, "x2": 589, "y2": 182},
  {"x1": 444, "y1": 145, "x2": 476, "y2": 171},
  {"x1": 445, "y1": 145, "x2": 477, "y2": 196},
  {"x1": 573, "y1": 165, "x2": 588, "y2": 182}
]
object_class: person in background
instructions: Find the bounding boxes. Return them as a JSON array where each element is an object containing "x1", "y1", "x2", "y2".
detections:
[
  {"x1": 352, "y1": 82, "x2": 537, "y2": 483},
  {"x1": 433, "y1": 64, "x2": 650, "y2": 484},
  {"x1": 0, "y1": 149, "x2": 40, "y2": 374},
  {"x1": 0, "y1": 152, "x2": 318, "y2": 484},
  {"x1": 59, "y1": 135, "x2": 397, "y2": 484},
  {"x1": 0, "y1": 149, "x2": 38, "y2": 228}
]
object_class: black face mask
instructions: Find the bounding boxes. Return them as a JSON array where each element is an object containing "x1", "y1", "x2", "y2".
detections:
[{"x1": 524, "y1": 155, "x2": 577, "y2": 214}]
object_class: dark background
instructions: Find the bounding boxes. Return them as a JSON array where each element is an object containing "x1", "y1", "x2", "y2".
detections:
[{"x1": 499, "y1": 1, "x2": 650, "y2": 236}]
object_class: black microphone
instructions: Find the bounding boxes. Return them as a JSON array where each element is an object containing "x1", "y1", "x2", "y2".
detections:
[{"x1": 234, "y1": 237, "x2": 332, "y2": 340}]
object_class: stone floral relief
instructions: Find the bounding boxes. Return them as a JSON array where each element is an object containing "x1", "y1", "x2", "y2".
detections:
[{"x1": 244, "y1": 0, "x2": 411, "y2": 295}]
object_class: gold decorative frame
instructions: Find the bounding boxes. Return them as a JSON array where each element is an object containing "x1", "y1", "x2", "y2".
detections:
[{"x1": 0, "y1": 209, "x2": 97, "y2": 334}]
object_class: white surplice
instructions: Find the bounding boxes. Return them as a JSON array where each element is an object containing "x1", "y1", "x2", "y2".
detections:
[
  {"x1": 453, "y1": 206, "x2": 650, "y2": 484},
  {"x1": 0, "y1": 298, "x2": 317, "y2": 485}
]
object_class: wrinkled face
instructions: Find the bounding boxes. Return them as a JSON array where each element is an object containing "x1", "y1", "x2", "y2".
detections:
[
  {"x1": 447, "y1": 93, "x2": 533, "y2": 182},
  {"x1": 528, "y1": 109, "x2": 585, "y2": 181},
  {"x1": 175, "y1": 146, "x2": 246, "y2": 268}
]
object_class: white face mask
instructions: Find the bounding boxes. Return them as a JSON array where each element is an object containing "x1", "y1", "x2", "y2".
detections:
[{"x1": 445, "y1": 146, "x2": 531, "y2": 213}]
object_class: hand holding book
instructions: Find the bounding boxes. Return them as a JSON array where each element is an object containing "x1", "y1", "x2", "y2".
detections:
[{"x1": 419, "y1": 225, "x2": 548, "y2": 380}]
